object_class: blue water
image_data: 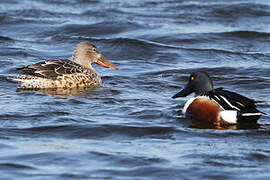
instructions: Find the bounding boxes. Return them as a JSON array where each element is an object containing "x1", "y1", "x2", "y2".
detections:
[{"x1": 0, "y1": 0, "x2": 270, "y2": 179}]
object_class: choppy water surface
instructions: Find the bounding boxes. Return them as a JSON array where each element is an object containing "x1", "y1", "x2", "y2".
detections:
[{"x1": 1, "y1": 0, "x2": 270, "y2": 179}]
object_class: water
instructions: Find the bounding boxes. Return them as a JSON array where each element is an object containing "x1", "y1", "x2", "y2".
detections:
[{"x1": 0, "y1": 0, "x2": 270, "y2": 179}]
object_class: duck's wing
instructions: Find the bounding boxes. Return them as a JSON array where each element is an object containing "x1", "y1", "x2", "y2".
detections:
[
  {"x1": 17, "y1": 60, "x2": 87, "y2": 79},
  {"x1": 206, "y1": 88, "x2": 259, "y2": 113}
]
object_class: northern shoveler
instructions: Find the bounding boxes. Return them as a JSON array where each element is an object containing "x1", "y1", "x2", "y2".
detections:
[
  {"x1": 172, "y1": 71, "x2": 263, "y2": 125},
  {"x1": 9, "y1": 41, "x2": 118, "y2": 89}
]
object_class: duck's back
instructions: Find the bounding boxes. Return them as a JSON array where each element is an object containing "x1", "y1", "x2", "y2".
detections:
[{"x1": 206, "y1": 88, "x2": 262, "y2": 123}]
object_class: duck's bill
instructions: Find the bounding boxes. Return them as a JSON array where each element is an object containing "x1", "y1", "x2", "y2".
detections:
[
  {"x1": 172, "y1": 84, "x2": 193, "y2": 99},
  {"x1": 96, "y1": 56, "x2": 118, "y2": 70}
]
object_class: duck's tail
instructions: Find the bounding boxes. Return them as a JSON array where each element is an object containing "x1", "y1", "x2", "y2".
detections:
[{"x1": 6, "y1": 76, "x2": 22, "y2": 83}]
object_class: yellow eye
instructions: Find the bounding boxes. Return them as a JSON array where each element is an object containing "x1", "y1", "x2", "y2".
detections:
[{"x1": 191, "y1": 76, "x2": 194, "y2": 81}]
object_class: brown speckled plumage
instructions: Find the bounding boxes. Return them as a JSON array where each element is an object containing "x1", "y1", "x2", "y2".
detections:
[{"x1": 10, "y1": 42, "x2": 118, "y2": 89}]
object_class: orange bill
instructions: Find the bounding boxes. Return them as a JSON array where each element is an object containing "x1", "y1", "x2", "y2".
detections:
[{"x1": 96, "y1": 55, "x2": 118, "y2": 70}]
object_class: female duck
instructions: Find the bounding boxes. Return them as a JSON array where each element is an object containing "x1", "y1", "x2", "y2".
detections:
[{"x1": 10, "y1": 41, "x2": 118, "y2": 89}]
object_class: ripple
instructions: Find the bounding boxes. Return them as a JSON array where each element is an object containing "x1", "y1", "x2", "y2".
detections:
[
  {"x1": 0, "y1": 124, "x2": 177, "y2": 140},
  {"x1": 0, "y1": 163, "x2": 35, "y2": 170},
  {"x1": 0, "y1": 36, "x2": 13, "y2": 41}
]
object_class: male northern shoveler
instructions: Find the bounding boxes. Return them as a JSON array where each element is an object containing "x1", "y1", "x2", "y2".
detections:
[
  {"x1": 9, "y1": 41, "x2": 118, "y2": 89},
  {"x1": 172, "y1": 71, "x2": 263, "y2": 125}
]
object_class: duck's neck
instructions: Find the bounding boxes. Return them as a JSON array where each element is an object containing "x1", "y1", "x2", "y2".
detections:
[
  {"x1": 72, "y1": 50, "x2": 93, "y2": 70},
  {"x1": 71, "y1": 49, "x2": 100, "y2": 81},
  {"x1": 195, "y1": 85, "x2": 213, "y2": 96}
]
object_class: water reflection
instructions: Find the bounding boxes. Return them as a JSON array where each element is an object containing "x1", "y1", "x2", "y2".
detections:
[
  {"x1": 188, "y1": 118, "x2": 260, "y2": 130},
  {"x1": 16, "y1": 86, "x2": 97, "y2": 97}
]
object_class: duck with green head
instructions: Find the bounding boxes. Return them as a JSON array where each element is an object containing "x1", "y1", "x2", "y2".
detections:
[{"x1": 172, "y1": 71, "x2": 263, "y2": 125}]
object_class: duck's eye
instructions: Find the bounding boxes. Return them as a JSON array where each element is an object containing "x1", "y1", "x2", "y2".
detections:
[
  {"x1": 92, "y1": 48, "x2": 97, "y2": 52},
  {"x1": 190, "y1": 76, "x2": 194, "y2": 81}
]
